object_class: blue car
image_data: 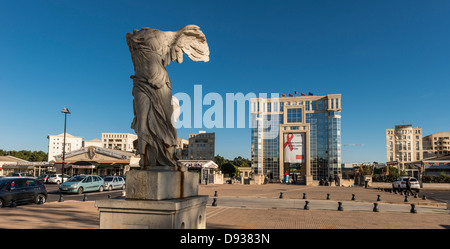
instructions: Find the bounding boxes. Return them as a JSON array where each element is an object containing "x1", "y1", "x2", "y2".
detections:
[{"x1": 59, "y1": 175, "x2": 105, "y2": 194}]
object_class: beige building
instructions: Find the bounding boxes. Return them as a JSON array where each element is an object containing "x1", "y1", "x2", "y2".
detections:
[
  {"x1": 386, "y1": 125, "x2": 423, "y2": 170},
  {"x1": 47, "y1": 133, "x2": 83, "y2": 162},
  {"x1": 102, "y1": 133, "x2": 137, "y2": 152},
  {"x1": 54, "y1": 146, "x2": 138, "y2": 176},
  {"x1": 423, "y1": 132, "x2": 450, "y2": 158},
  {"x1": 188, "y1": 131, "x2": 215, "y2": 160}
]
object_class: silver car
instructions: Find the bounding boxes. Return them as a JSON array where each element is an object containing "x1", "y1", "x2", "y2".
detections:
[
  {"x1": 392, "y1": 177, "x2": 420, "y2": 192},
  {"x1": 103, "y1": 176, "x2": 126, "y2": 191},
  {"x1": 47, "y1": 174, "x2": 70, "y2": 184}
]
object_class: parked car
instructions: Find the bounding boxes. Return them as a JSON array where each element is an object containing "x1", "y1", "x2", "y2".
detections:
[
  {"x1": 47, "y1": 174, "x2": 70, "y2": 184},
  {"x1": 59, "y1": 175, "x2": 105, "y2": 194},
  {"x1": 37, "y1": 174, "x2": 50, "y2": 183},
  {"x1": 11, "y1": 172, "x2": 34, "y2": 177},
  {"x1": 103, "y1": 176, "x2": 126, "y2": 191},
  {"x1": 392, "y1": 177, "x2": 420, "y2": 192},
  {"x1": 0, "y1": 177, "x2": 48, "y2": 208}
]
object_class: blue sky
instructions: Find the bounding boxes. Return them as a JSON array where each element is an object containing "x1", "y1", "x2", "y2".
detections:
[{"x1": 1, "y1": 0, "x2": 449, "y2": 163}]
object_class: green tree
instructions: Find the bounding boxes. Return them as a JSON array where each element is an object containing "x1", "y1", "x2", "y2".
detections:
[
  {"x1": 214, "y1": 155, "x2": 227, "y2": 168},
  {"x1": 221, "y1": 162, "x2": 239, "y2": 177},
  {"x1": 0, "y1": 149, "x2": 48, "y2": 162}
]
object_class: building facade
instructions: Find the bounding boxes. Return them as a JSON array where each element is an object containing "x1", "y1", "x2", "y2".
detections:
[
  {"x1": 188, "y1": 131, "x2": 215, "y2": 160},
  {"x1": 386, "y1": 125, "x2": 423, "y2": 170},
  {"x1": 102, "y1": 133, "x2": 137, "y2": 152},
  {"x1": 176, "y1": 137, "x2": 189, "y2": 160},
  {"x1": 53, "y1": 146, "x2": 138, "y2": 176},
  {"x1": 82, "y1": 138, "x2": 102, "y2": 148},
  {"x1": 47, "y1": 133, "x2": 83, "y2": 162},
  {"x1": 422, "y1": 132, "x2": 450, "y2": 159},
  {"x1": 250, "y1": 94, "x2": 342, "y2": 184}
]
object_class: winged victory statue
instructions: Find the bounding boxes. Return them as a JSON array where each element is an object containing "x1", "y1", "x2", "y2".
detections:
[{"x1": 126, "y1": 25, "x2": 209, "y2": 169}]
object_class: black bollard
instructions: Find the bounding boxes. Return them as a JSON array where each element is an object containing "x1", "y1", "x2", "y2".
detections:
[
  {"x1": 214, "y1": 191, "x2": 218, "y2": 197},
  {"x1": 304, "y1": 201, "x2": 310, "y2": 210},
  {"x1": 337, "y1": 202, "x2": 344, "y2": 211},
  {"x1": 351, "y1": 194, "x2": 355, "y2": 201},
  {"x1": 212, "y1": 198, "x2": 217, "y2": 206},
  {"x1": 108, "y1": 195, "x2": 112, "y2": 199},
  {"x1": 410, "y1": 204, "x2": 417, "y2": 213},
  {"x1": 414, "y1": 193, "x2": 418, "y2": 198},
  {"x1": 83, "y1": 194, "x2": 88, "y2": 201},
  {"x1": 279, "y1": 192, "x2": 283, "y2": 199},
  {"x1": 373, "y1": 203, "x2": 379, "y2": 212},
  {"x1": 404, "y1": 195, "x2": 409, "y2": 202},
  {"x1": 394, "y1": 189, "x2": 397, "y2": 194},
  {"x1": 377, "y1": 195, "x2": 381, "y2": 201},
  {"x1": 38, "y1": 196, "x2": 44, "y2": 205},
  {"x1": 422, "y1": 195, "x2": 427, "y2": 200},
  {"x1": 326, "y1": 193, "x2": 330, "y2": 200},
  {"x1": 302, "y1": 193, "x2": 307, "y2": 199},
  {"x1": 400, "y1": 191, "x2": 403, "y2": 195},
  {"x1": 58, "y1": 194, "x2": 64, "y2": 202}
]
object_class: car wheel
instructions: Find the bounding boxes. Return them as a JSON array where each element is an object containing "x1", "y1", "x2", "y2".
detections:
[
  {"x1": 121, "y1": 184, "x2": 126, "y2": 190},
  {"x1": 99, "y1": 186, "x2": 104, "y2": 192},
  {"x1": 35, "y1": 194, "x2": 46, "y2": 204},
  {"x1": 77, "y1": 187, "x2": 84, "y2": 195},
  {"x1": 108, "y1": 185, "x2": 113, "y2": 191},
  {"x1": 0, "y1": 198, "x2": 3, "y2": 208}
]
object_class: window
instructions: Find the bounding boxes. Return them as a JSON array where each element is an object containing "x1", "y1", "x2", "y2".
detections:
[{"x1": 286, "y1": 108, "x2": 302, "y2": 123}]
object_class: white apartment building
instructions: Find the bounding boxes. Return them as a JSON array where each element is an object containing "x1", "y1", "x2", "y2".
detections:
[
  {"x1": 386, "y1": 125, "x2": 423, "y2": 170},
  {"x1": 47, "y1": 133, "x2": 83, "y2": 162},
  {"x1": 102, "y1": 133, "x2": 137, "y2": 152},
  {"x1": 82, "y1": 138, "x2": 102, "y2": 148}
]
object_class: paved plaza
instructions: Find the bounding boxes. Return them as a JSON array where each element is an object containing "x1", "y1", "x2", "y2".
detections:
[{"x1": 0, "y1": 184, "x2": 448, "y2": 229}]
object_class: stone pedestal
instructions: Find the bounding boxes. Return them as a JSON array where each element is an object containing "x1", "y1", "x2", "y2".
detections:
[
  {"x1": 95, "y1": 169, "x2": 208, "y2": 229},
  {"x1": 95, "y1": 196, "x2": 208, "y2": 229},
  {"x1": 125, "y1": 169, "x2": 198, "y2": 200}
]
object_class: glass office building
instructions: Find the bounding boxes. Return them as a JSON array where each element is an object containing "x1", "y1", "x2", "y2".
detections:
[{"x1": 250, "y1": 94, "x2": 342, "y2": 184}]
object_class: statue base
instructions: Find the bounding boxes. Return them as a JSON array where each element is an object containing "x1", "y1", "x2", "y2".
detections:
[
  {"x1": 95, "y1": 196, "x2": 208, "y2": 229},
  {"x1": 125, "y1": 169, "x2": 198, "y2": 200},
  {"x1": 95, "y1": 168, "x2": 208, "y2": 229}
]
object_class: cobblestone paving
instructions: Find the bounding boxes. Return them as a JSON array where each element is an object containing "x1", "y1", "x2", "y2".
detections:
[{"x1": 0, "y1": 184, "x2": 447, "y2": 229}]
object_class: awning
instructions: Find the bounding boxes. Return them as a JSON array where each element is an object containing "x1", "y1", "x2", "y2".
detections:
[{"x1": 178, "y1": 160, "x2": 219, "y2": 170}]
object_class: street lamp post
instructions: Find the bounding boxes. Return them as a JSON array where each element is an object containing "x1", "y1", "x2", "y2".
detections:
[{"x1": 61, "y1": 107, "x2": 71, "y2": 184}]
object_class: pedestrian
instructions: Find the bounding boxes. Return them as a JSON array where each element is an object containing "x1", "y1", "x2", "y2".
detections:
[
  {"x1": 406, "y1": 177, "x2": 414, "y2": 195},
  {"x1": 320, "y1": 179, "x2": 325, "y2": 186},
  {"x1": 335, "y1": 174, "x2": 340, "y2": 187},
  {"x1": 328, "y1": 175, "x2": 334, "y2": 186},
  {"x1": 284, "y1": 171, "x2": 289, "y2": 184}
]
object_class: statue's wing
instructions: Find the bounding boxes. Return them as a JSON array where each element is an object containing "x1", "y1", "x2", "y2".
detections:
[{"x1": 169, "y1": 25, "x2": 209, "y2": 64}]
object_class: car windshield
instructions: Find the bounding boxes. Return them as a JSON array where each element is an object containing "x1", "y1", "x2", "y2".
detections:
[
  {"x1": 104, "y1": 177, "x2": 114, "y2": 182},
  {"x1": 67, "y1": 175, "x2": 86, "y2": 182}
]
